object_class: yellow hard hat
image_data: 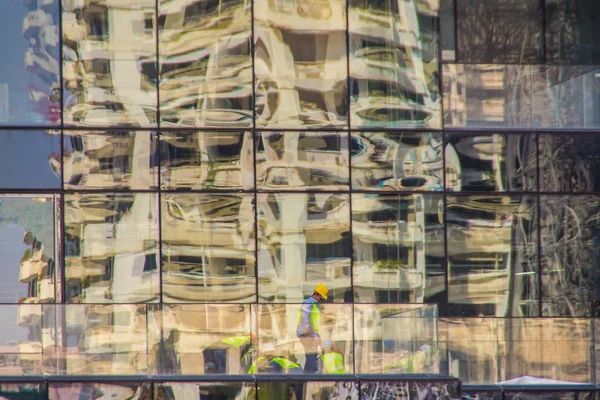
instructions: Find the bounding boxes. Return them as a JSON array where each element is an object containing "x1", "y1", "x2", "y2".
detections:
[{"x1": 314, "y1": 284, "x2": 328, "y2": 300}]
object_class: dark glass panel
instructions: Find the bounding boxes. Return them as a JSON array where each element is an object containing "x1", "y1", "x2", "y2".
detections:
[
  {"x1": 62, "y1": 0, "x2": 157, "y2": 127},
  {"x1": 158, "y1": 0, "x2": 252, "y2": 128},
  {"x1": 257, "y1": 193, "x2": 351, "y2": 302},
  {"x1": 540, "y1": 195, "x2": 600, "y2": 317},
  {"x1": 49, "y1": 382, "x2": 151, "y2": 400},
  {"x1": 446, "y1": 195, "x2": 539, "y2": 317},
  {"x1": 360, "y1": 380, "x2": 461, "y2": 399},
  {"x1": 256, "y1": 131, "x2": 349, "y2": 190},
  {"x1": 64, "y1": 130, "x2": 158, "y2": 189},
  {"x1": 352, "y1": 194, "x2": 445, "y2": 304},
  {"x1": 348, "y1": 0, "x2": 441, "y2": 128},
  {"x1": 160, "y1": 131, "x2": 253, "y2": 190},
  {"x1": 456, "y1": 0, "x2": 543, "y2": 64},
  {"x1": 445, "y1": 133, "x2": 537, "y2": 192},
  {"x1": 161, "y1": 193, "x2": 256, "y2": 302},
  {"x1": 545, "y1": 0, "x2": 600, "y2": 65},
  {"x1": 539, "y1": 133, "x2": 600, "y2": 192},
  {"x1": 256, "y1": 381, "x2": 358, "y2": 399},
  {"x1": 64, "y1": 193, "x2": 160, "y2": 303},
  {"x1": 442, "y1": 64, "x2": 533, "y2": 129},
  {"x1": 155, "y1": 382, "x2": 254, "y2": 400},
  {"x1": 254, "y1": 0, "x2": 347, "y2": 129},
  {"x1": 351, "y1": 132, "x2": 443, "y2": 191}
]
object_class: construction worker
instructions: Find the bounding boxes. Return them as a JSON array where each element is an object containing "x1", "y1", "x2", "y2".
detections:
[
  {"x1": 318, "y1": 339, "x2": 345, "y2": 374},
  {"x1": 248, "y1": 343, "x2": 303, "y2": 374},
  {"x1": 296, "y1": 284, "x2": 328, "y2": 374},
  {"x1": 384, "y1": 344, "x2": 433, "y2": 373},
  {"x1": 203, "y1": 333, "x2": 255, "y2": 374}
]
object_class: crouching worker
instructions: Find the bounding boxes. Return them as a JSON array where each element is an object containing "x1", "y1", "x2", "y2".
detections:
[
  {"x1": 319, "y1": 339, "x2": 345, "y2": 374},
  {"x1": 384, "y1": 344, "x2": 433, "y2": 373},
  {"x1": 203, "y1": 333, "x2": 255, "y2": 374},
  {"x1": 248, "y1": 343, "x2": 303, "y2": 374}
]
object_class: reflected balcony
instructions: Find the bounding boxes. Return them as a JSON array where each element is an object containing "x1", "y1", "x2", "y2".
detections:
[
  {"x1": 19, "y1": 259, "x2": 45, "y2": 283},
  {"x1": 17, "y1": 303, "x2": 42, "y2": 328},
  {"x1": 37, "y1": 278, "x2": 55, "y2": 302}
]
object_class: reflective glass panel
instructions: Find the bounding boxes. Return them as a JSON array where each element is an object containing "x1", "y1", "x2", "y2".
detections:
[
  {"x1": 64, "y1": 193, "x2": 159, "y2": 303},
  {"x1": 539, "y1": 133, "x2": 600, "y2": 192},
  {"x1": 540, "y1": 196, "x2": 600, "y2": 317},
  {"x1": 348, "y1": 0, "x2": 440, "y2": 129},
  {"x1": 532, "y1": 66, "x2": 600, "y2": 129},
  {"x1": 0, "y1": 2, "x2": 60, "y2": 125},
  {"x1": 354, "y1": 304, "x2": 438, "y2": 374},
  {"x1": 0, "y1": 195, "x2": 58, "y2": 303},
  {"x1": 253, "y1": 304, "x2": 353, "y2": 374},
  {"x1": 351, "y1": 132, "x2": 443, "y2": 191},
  {"x1": 256, "y1": 381, "x2": 358, "y2": 399},
  {"x1": 257, "y1": 193, "x2": 351, "y2": 302},
  {"x1": 155, "y1": 382, "x2": 254, "y2": 400},
  {"x1": 62, "y1": 0, "x2": 157, "y2": 127},
  {"x1": 256, "y1": 131, "x2": 349, "y2": 190},
  {"x1": 43, "y1": 304, "x2": 149, "y2": 375},
  {"x1": 0, "y1": 130, "x2": 61, "y2": 189},
  {"x1": 0, "y1": 305, "x2": 43, "y2": 375},
  {"x1": 461, "y1": 393, "x2": 503, "y2": 400},
  {"x1": 500, "y1": 318, "x2": 593, "y2": 384},
  {"x1": 360, "y1": 380, "x2": 460, "y2": 400},
  {"x1": 442, "y1": 64, "x2": 533, "y2": 129},
  {"x1": 158, "y1": 0, "x2": 252, "y2": 128},
  {"x1": 545, "y1": 0, "x2": 600, "y2": 65},
  {"x1": 148, "y1": 304, "x2": 252, "y2": 375},
  {"x1": 161, "y1": 193, "x2": 256, "y2": 303},
  {"x1": 0, "y1": 384, "x2": 44, "y2": 400},
  {"x1": 254, "y1": 0, "x2": 347, "y2": 129},
  {"x1": 446, "y1": 195, "x2": 539, "y2": 317},
  {"x1": 352, "y1": 194, "x2": 445, "y2": 304},
  {"x1": 64, "y1": 130, "x2": 158, "y2": 190},
  {"x1": 49, "y1": 382, "x2": 151, "y2": 400},
  {"x1": 442, "y1": 318, "x2": 500, "y2": 384},
  {"x1": 455, "y1": 0, "x2": 542, "y2": 64},
  {"x1": 504, "y1": 393, "x2": 591, "y2": 400},
  {"x1": 445, "y1": 133, "x2": 537, "y2": 192},
  {"x1": 160, "y1": 131, "x2": 253, "y2": 190}
]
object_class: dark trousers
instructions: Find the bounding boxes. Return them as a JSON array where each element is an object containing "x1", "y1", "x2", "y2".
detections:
[{"x1": 299, "y1": 335, "x2": 319, "y2": 374}]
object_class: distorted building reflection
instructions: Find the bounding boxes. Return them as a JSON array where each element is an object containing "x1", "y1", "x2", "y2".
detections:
[{"x1": 62, "y1": 0, "x2": 157, "y2": 127}]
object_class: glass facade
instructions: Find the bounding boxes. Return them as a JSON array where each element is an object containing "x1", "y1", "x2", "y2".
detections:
[{"x1": 2, "y1": 0, "x2": 600, "y2": 398}]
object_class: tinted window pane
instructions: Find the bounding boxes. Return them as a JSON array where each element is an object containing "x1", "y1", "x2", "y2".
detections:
[
  {"x1": 49, "y1": 382, "x2": 151, "y2": 400},
  {"x1": 360, "y1": 380, "x2": 460, "y2": 399},
  {"x1": 64, "y1": 193, "x2": 160, "y2": 303},
  {"x1": 256, "y1": 131, "x2": 349, "y2": 190},
  {"x1": 64, "y1": 130, "x2": 158, "y2": 189},
  {"x1": 254, "y1": 0, "x2": 347, "y2": 129},
  {"x1": 256, "y1": 381, "x2": 358, "y2": 399},
  {"x1": 349, "y1": 0, "x2": 440, "y2": 128},
  {"x1": 0, "y1": 305, "x2": 43, "y2": 375},
  {"x1": 353, "y1": 304, "x2": 438, "y2": 374},
  {"x1": 446, "y1": 195, "x2": 539, "y2": 317},
  {"x1": 43, "y1": 305, "x2": 149, "y2": 375},
  {"x1": 442, "y1": 64, "x2": 533, "y2": 129},
  {"x1": 539, "y1": 133, "x2": 600, "y2": 192},
  {"x1": 0, "y1": 196, "x2": 59, "y2": 303},
  {"x1": 160, "y1": 131, "x2": 253, "y2": 190},
  {"x1": 148, "y1": 304, "x2": 251, "y2": 375},
  {"x1": 0, "y1": 384, "x2": 44, "y2": 400},
  {"x1": 505, "y1": 393, "x2": 586, "y2": 400},
  {"x1": 456, "y1": 0, "x2": 542, "y2": 64},
  {"x1": 351, "y1": 132, "x2": 443, "y2": 191},
  {"x1": 0, "y1": 3, "x2": 60, "y2": 125},
  {"x1": 158, "y1": 0, "x2": 252, "y2": 128},
  {"x1": 352, "y1": 194, "x2": 445, "y2": 304},
  {"x1": 540, "y1": 196, "x2": 600, "y2": 317},
  {"x1": 445, "y1": 133, "x2": 537, "y2": 192},
  {"x1": 257, "y1": 193, "x2": 351, "y2": 302},
  {"x1": 161, "y1": 193, "x2": 256, "y2": 303},
  {"x1": 63, "y1": 1, "x2": 157, "y2": 127},
  {"x1": 253, "y1": 304, "x2": 353, "y2": 374},
  {"x1": 545, "y1": 0, "x2": 600, "y2": 64},
  {"x1": 155, "y1": 382, "x2": 254, "y2": 400}
]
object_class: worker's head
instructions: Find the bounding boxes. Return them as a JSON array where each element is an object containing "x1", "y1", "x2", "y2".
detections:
[
  {"x1": 322, "y1": 339, "x2": 333, "y2": 353},
  {"x1": 313, "y1": 284, "x2": 328, "y2": 302}
]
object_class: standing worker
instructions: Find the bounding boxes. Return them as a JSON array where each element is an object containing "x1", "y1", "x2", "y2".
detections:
[{"x1": 296, "y1": 284, "x2": 328, "y2": 374}]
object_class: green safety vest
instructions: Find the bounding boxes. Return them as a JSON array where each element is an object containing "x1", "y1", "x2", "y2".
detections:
[
  {"x1": 297, "y1": 299, "x2": 320, "y2": 335},
  {"x1": 320, "y1": 352, "x2": 345, "y2": 374},
  {"x1": 248, "y1": 356, "x2": 301, "y2": 373},
  {"x1": 221, "y1": 336, "x2": 251, "y2": 348}
]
